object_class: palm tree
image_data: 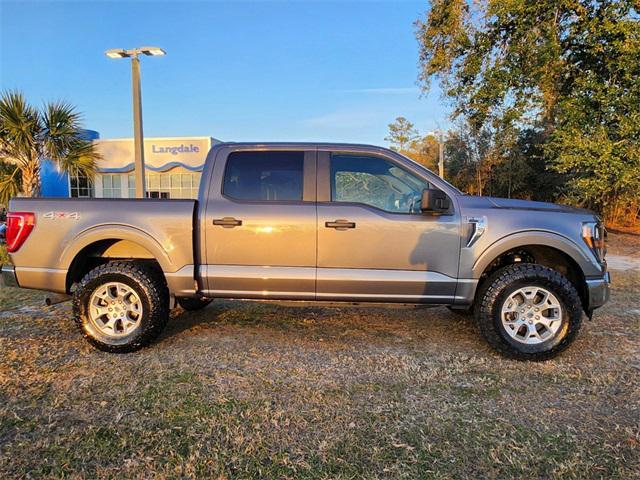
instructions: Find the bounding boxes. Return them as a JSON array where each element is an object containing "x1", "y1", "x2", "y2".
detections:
[{"x1": 0, "y1": 91, "x2": 100, "y2": 204}]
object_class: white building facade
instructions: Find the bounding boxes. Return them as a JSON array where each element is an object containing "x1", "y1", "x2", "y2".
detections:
[{"x1": 71, "y1": 136, "x2": 216, "y2": 199}]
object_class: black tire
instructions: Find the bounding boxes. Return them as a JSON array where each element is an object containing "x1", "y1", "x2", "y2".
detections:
[
  {"x1": 475, "y1": 263, "x2": 583, "y2": 361},
  {"x1": 73, "y1": 261, "x2": 169, "y2": 353},
  {"x1": 177, "y1": 297, "x2": 212, "y2": 311}
]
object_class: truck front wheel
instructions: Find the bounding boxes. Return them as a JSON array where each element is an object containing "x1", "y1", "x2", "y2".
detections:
[
  {"x1": 475, "y1": 263, "x2": 583, "y2": 361},
  {"x1": 72, "y1": 261, "x2": 170, "y2": 353}
]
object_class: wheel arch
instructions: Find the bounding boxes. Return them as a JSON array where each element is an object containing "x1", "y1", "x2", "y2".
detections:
[
  {"x1": 62, "y1": 226, "x2": 173, "y2": 293},
  {"x1": 472, "y1": 233, "x2": 593, "y2": 311},
  {"x1": 472, "y1": 231, "x2": 595, "y2": 279}
]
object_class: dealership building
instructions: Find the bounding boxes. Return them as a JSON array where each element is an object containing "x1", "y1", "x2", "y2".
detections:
[{"x1": 41, "y1": 133, "x2": 217, "y2": 199}]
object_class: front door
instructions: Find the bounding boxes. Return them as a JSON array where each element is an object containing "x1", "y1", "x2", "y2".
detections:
[
  {"x1": 202, "y1": 148, "x2": 317, "y2": 299},
  {"x1": 316, "y1": 151, "x2": 460, "y2": 302}
]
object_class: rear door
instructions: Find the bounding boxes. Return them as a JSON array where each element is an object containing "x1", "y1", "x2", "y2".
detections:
[
  {"x1": 316, "y1": 149, "x2": 460, "y2": 302},
  {"x1": 202, "y1": 146, "x2": 317, "y2": 299}
]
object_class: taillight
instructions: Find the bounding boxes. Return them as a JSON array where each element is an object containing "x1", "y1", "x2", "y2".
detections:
[{"x1": 6, "y1": 212, "x2": 35, "y2": 253}]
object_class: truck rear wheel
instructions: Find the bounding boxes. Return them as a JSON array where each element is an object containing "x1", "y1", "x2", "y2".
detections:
[
  {"x1": 72, "y1": 261, "x2": 169, "y2": 353},
  {"x1": 475, "y1": 263, "x2": 582, "y2": 361}
]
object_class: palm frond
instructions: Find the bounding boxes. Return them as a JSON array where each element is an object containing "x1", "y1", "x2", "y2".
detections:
[
  {"x1": 0, "y1": 90, "x2": 41, "y2": 165},
  {"x1": 0, "y1": 91, "x2": 100, "y2": 198},
  {"x1": 42, "y1": 100, "x2": 83, "y2": 161},
  {"x1": 42, "y1": 100, "x2": 100, "y2": 176},
  {"x1": 58, "y1": 139, "x2": 100, "y2": 177},
  {"x1": 0, "y1": 161, "x2": 21, "y2": 206}
]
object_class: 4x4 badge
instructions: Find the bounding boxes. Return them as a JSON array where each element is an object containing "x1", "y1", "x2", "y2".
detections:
[{"x1": 43, "y1": 211, "x2": 79, "y2": 220}]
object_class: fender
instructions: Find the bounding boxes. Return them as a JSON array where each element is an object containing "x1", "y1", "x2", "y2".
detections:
[
  {"x1": 470, "y1": 230, "x2": 601, "y2": 279},
  {"x1": 60, "y1": 224, "x2": 176, "y2": 273}
]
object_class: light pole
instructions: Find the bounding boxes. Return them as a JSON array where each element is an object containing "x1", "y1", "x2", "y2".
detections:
[
  {"x1": 427, "y1": 130, "x2": 446, "y2": 179},
  {"x1": 105, "y1": 46, "x2": 166, "y2": 198}
]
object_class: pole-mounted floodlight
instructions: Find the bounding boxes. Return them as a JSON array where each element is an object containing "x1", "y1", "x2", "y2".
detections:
[
  {"x1": 105, "y1": 46, "x2": 166, "y2": 198},
  {"x1": 105, "y1": 49, "x2": 130, "y2": 59},
  {"x1": 139, "y1": 46, "x2": 166, "y2": 57}
]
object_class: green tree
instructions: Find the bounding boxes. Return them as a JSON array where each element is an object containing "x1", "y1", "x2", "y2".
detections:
[
  {"x1": 385, "y1": 116, "x2": 419, "y2": 152},
  {"x1": 415, "y1": 0, "x2": 640, "y2": 224},
  {"x1": 547, "y1": 2, "x2": 640, "y2": 223},
  {"x1": 444, "y1": 121, "x2": 492, "y2": 195},
  {"x1": 0, "y1": 160, "x2": 20, "y2": 206},
  {"x1": 406, "y1": 134, "x2": 440, "y2": 171},
  {"x1": 0, "y1": 91, "x2": 99, "y2": 204}
]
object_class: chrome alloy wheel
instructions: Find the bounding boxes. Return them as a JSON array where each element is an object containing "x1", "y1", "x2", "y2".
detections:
[
  {"x1": 500, "y1": 286, "x2": 563, "y2": 344},
  {"x1": 88, "y1": 282, "x2": 143, "y2": 337}
]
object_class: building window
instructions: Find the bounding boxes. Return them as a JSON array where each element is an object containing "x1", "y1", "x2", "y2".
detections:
[
  {"x1": 101, "y1": 174, "x2": 122, "y2": 198},
  {"x1": 146, "y1": 191, "x2": 170, "y2": 199},
  {"x1": 125, "y1": 170, "x2": 200, "y2": 199},
  {"x1": 144, "y1": 171, "x2": 201, "y2": 199},
  {"x1": 128, "y1": 174, "x2": 136, "y2": 198},
  {"x1": 70, "y1": 172, "x2": 94, "y2": 198}
]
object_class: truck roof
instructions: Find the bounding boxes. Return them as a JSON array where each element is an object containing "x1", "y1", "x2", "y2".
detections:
[{"x1": 212, "y1": 141, "x2": 396, "y2": 152}]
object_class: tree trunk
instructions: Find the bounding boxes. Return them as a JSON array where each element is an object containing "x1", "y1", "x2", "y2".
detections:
[{"x1": 21, "y1": 161, "x2": 41, "y2": 197}]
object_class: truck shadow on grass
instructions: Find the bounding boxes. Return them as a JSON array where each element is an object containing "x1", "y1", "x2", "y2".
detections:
[{"x1": 160, "y1": 300, "x2": 487, "y2": 356}]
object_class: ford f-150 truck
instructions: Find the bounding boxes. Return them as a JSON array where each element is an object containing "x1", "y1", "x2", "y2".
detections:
[{"x1": 1, "y1": 143, "x2": 610, "y2": 359}]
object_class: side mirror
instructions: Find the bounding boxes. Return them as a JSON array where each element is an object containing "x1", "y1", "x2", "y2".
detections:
[{"x1": 421, "y1": 188, "x2": 450, "y2": 213}]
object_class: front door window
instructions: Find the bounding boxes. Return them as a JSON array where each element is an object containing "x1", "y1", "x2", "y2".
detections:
[{"x1": 331, "y1": 154, "x2": 430, "y2": 214}]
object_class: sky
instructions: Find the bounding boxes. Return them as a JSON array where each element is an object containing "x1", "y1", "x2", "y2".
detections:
[{"x1": 0, "y1": 0, "x2": 450, "y2": 146}]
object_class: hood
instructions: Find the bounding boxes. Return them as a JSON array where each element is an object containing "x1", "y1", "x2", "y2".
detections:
[{"x1": 457, "y1": 195, "x2": 594, "y2": 215}]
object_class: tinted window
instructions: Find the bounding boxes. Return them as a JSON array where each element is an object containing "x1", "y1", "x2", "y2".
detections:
[
  {"x1": 331, "y1": 154, "x2": 430, "y2": 213},
  {"x1": 223, "y1": 151, "x2": 304, "y2": 201}
]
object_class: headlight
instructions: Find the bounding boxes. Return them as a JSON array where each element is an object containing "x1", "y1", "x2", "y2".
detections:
[{"x1": 581, "y1": 221, "x2": 607, "y2": 262}]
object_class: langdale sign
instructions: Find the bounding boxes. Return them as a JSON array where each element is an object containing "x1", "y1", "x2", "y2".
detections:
[
  {"x1": 94, "y1": 137, "x2": 213, "y2": 171},
  {"x1": 151, "y1": 144, "x2": 200, "y2": 155}
]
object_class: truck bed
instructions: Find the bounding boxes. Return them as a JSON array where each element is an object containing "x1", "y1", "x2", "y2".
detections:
[{"x1": 6, "y1": 197, "x2": 196, "y2": 295}]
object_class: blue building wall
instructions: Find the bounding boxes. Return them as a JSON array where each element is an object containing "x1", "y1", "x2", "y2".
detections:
[
  {"x1": 40, "y1": 160, "x2": 70, "y2": 197},
  {"x1": 40, "y1": 129, "x2": 100, "y2": 197}
]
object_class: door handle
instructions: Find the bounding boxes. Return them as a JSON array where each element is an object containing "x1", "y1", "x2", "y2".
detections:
[
  {"x1": 325, "y1": 219, "x2": 356, "y2": 229},
  {"x1": 213, "y1": 217, "x2": 242, "y2": 228}
]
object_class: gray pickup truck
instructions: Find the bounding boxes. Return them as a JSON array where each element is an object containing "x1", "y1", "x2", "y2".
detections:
[{"x1": 2, "y1": 143, "x2": 610, "y2": 359}]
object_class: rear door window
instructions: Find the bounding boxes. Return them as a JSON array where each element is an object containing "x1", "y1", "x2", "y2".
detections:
[{"x1": 223, "y1": 151, "x2": 304, "y2": 201}]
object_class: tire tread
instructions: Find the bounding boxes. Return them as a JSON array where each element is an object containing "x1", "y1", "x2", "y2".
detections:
[
  {"x1": 475, "y1": 263, "x2": 583, "y2": 361},
  {"x1": 72, "y1": 261, "x2": 169, "y2": 353}
]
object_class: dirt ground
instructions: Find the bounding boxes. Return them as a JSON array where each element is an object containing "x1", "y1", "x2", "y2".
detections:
[
  {"x1": 0, "y1": 237, "x2": 638, "y2": 479},
  {"x1": 607, "y1": 231, "x2": 640, "y2": 257}
]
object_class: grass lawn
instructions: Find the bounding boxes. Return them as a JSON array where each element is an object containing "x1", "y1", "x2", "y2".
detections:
[
  {"x1": 0, "y1": 245, "x2": 638, "y2": 478},
  {"x1": 0, "y1": 243, "x2": 8, "y2": 266},
  {"x1": 0, "y1": 244, "x2": 44, "y2": 310}
]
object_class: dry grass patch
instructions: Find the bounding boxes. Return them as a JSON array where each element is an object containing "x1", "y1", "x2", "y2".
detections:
[
  {"x1": 0, "y1": 272, "x2": 638, "y2": 478},
  {"x1": 0, "y1": 244, "x2": 8, "y2": 266},
  {"x1": 607, "y1": 232, "x2": 640, "y2": 257}
]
